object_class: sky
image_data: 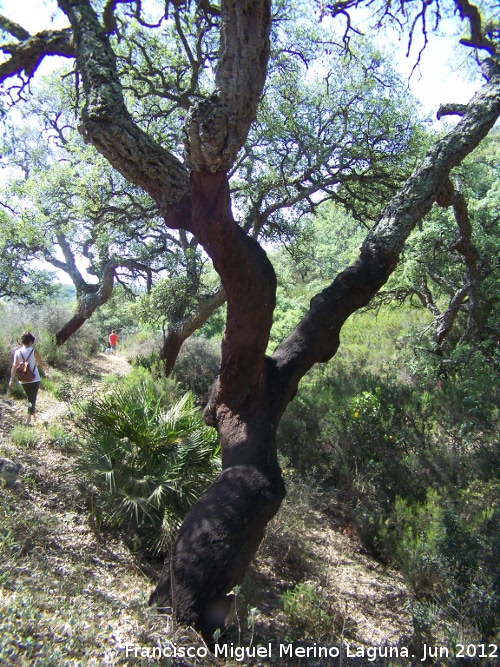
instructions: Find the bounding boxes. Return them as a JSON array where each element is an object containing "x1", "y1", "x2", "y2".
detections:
[{"x1": 385, "y1": 22, "x2": 480, "y2": 123}]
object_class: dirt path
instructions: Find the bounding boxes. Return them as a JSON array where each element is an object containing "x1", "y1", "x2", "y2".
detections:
[{"x1": 0, "y1": 353, "x2": 132, "y2": 438}]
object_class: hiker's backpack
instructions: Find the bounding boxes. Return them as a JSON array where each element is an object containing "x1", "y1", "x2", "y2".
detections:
[{"x1": 15, "y1": 349, "x2": 35, "y2": 383}]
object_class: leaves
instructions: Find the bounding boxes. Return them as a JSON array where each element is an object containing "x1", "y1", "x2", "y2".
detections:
[{"x1": 76, "y1": 379, "x2": 220, "y2": 553}]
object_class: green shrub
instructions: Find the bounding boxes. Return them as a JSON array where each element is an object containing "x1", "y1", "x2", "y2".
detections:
[
  {"x1": 9, "y1": 424, "x2": 39, "y2": 448},
  {"x1": 379, "y1": 490, "x2": 447, "y2": 598},
  {"x1": 173, "y1": 335, "x2": 221, "y2": 399},
  {"x1": 281, "y1": 583, "x2": 338, "y2": 641},
  {"x1": 76, "y1": 380, "x2": 220, "y2": 554},
  {"x1": 130, "y1": 350, "x2": 163, "y2": 376},
  {"x1": 380, "y1": 482, "x2": 500, "y2": 640},
  {"x1": 45, "y1": 424, "x2": 77, "y2": 451},
  {"x1": 7, "y1": 381, "x2": 26, "y2": 400}
]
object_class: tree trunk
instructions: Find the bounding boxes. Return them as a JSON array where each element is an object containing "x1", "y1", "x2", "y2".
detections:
[
  {"x1": 55, "y1": 314, "x2": 88, "y2": 345},
  {"x1": 160, "y1": 285, "x2": 226, "y2": 375},
  {"x1": 151, "y1": 172, "x2": 285, "y2": 642},
  {"x1": 152, "y1": 63, "x2": 500, "y2": 639},
  {"x1": 154, "y1": 422, "x2": 285, "y2": 641},
  {"x1": 160, "y1": 331, "x2": 184, "y2": 376}
]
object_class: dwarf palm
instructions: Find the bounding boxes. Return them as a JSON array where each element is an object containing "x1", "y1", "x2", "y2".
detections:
[{"x1": 77, "y1": 381, "x2": 220, "y2": 553}]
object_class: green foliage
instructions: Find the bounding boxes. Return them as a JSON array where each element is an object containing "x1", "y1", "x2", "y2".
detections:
[
  {"x1": 379, "y1": 483, "x2": 500, "y2": 640},
  {"x1": 0, "y1": 300, "x2": 99, "y2": 378},
  {"x1": 379, "y1": 490, "x2": 447, "y2": 598},
  {"x1": 88, "y1": 286, "x2": 140, "y2": 348},
  {"x1": 44, "y1": 423, "x2": 77, "y2": 452},
  {"x1": 0, "y1": 208, "x2": 61, "y2": 304},
  {"x1": 199, "y1": 303, "x2": 226, "y2": 339},
  {"x1": 276, "y1": 290, "x2": 500, "y2": 642},
  {"x1": 8, "y1": 424, "x2": 39, "y2": 448},
  {"x1": 76, "y1": 379, "x2": 220, "y2": 554},
  {"x1": 281, "y1": 583, "x2": 338, "y2": 641},
  {"x1": 172, "y1": 336, "x2": 221, "y2": 399},
  {"x1": 380, "y1": 128, "x2": 500, "y2": 386},
  {"x1": 132, "y1": 276, "x2": 197, "y2": 332},
  {"x1": 130, "y1": 349, "x2": 163, "y2": 375}
]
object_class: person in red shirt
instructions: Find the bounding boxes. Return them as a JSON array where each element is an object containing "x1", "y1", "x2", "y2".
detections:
[{"x1": 108, "y1": 330, "x2": 118, "y2": 355}]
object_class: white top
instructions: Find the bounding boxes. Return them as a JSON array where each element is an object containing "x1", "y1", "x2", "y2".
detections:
[{"x1": 13, "y1": 345, "x2": 40, "y2": 383}]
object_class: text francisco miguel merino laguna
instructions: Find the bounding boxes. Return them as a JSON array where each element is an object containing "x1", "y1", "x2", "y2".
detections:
[{"x1": 122, "y1": 641, "x2": 446, "y2": 661}]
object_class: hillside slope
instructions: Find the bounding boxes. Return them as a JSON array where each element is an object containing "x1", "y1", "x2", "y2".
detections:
[{"x1": 0, "y1": 354, "x2": 415, "y2": 666}]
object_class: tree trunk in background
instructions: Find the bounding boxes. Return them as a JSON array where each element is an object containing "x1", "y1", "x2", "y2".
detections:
[
  {"x1": 160, "y1": 285, "x2": 226, "y2": 375},
  {"x1": 56, "y1": 314, "x2": 88, "y2": 345},
  {"x1": 160, "y1": 331, "x2": 184, "y2": 377}
]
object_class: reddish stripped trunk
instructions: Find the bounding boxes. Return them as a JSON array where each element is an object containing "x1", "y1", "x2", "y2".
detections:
[{"x1": 150, "y1": 171, "x2": 286, "y2": 640}]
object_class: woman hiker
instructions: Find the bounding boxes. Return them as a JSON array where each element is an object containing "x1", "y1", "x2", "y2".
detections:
[{"x1": 8, "y1": 331, "x2": 49, "y2": 426}]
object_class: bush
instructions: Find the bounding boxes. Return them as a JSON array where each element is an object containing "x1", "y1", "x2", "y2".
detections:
[
  {"x1": 173, "y1": 335, "x2": 221, "y2": 399},
  {"x1": 277, "y1": 346, "x2": 500, "y2": 642},
  {"x1": 45, "y1": 423, "x2": 78, "y2": 451},
  {"x1": 281, "y1": 583, "x2": 339, "y2": 641},
  {"x1": 9, "y1": 424, "x2": 39, "y2": 448},
  {"x1": 76, "y1": 378, "x2": 220, "y2": 554}
]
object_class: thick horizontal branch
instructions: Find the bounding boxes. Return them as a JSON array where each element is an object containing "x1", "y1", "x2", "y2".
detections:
[
  {"x1": 437, "y1": 103, "x2": 468, "y2": 119},
  {"x1": 0, "y1": 27, "x2": 74, "y2": 79},
  {"x1": 0, "y1": 14, "x2": 30, "y2": 41}
]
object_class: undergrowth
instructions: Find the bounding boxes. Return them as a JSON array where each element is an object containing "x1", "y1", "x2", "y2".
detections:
[{"x1": 75, "y1": 377, "x2": 221, "y2": 554}]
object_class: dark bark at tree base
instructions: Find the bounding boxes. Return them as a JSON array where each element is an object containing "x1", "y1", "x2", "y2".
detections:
[
  {"x1": 55, "y1": 314, "x2": 87, "y2": 345},
  {"x1": 150, "y1": 464, "x2": 285, "y2": 643}
]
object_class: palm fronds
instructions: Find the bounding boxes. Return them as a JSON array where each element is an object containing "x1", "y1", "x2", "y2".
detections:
[{"x1": 76, "y1": 380, "x2": 220, "y2": 554}]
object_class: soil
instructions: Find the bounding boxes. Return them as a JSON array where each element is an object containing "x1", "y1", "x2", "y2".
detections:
[{"x1": 0, "y1": 353, "x2": 416, "y2": 666}]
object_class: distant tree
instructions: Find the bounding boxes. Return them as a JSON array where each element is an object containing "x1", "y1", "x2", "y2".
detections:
[
  {"x1": 1, "y1": 0, "x2": 500, "y2": 643},
  {"x1": 0, "y1": 208, "x2": 60, "y2": 303},
  {"x1": 0, "y1": 100, "x2": 209, "y2": 347},
  {"x1": 375, "y1": 128, "x2": 500, "y2": 379}
]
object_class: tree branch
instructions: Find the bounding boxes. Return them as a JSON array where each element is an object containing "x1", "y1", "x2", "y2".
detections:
[
  {"x1": 189, "y1": 172, "x2": 276, "y2": 411},
  {"x1": 434, "y1": 175, "x2": 482, "y2": 347},
  {"x1": 272, "y1": 59, "x2": 500, "y2": 404},
  {"x1": 161, "y1": 283, "x2": 226, "y2": 374},
  {"x1": 0, "y1": 28, "x2": 74, "y2": 80},
  {"x1": 184, "y1": 0, "x2": 271, "y2": 172},
  {"x1": 437, "y1": 103, "x2": 469, "y2": 119},
  {"x1": 57, "y1": 0, "x2": 189, "y2": 216},
  {"x1": 0, "y1": 14, "x2": 30, "y2": 41},
  {"x1": 454, "y1": 0, "x2": 497, "y2": 56}
]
